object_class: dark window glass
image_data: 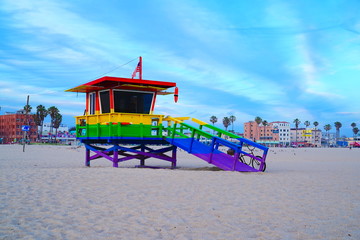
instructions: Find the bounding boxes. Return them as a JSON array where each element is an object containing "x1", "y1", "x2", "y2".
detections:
[
  {"x1": 114, "y1": 91, "x2": 153, "y2": 114},
  {"x1": 100, "y1": 91, "x2": 110, "y2": 113},
  {"x1": 89, "y1": 93, "x2": 96, "y2": 115}
]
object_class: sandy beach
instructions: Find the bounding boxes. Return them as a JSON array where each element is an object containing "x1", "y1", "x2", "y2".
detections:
[{"x1": 0, "y1": 144, "x2": 359, "y2": 239}]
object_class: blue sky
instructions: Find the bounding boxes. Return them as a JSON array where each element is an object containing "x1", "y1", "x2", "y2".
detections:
[{"x1": 0, "y1": 0, "x2": 359, "y2": 136}]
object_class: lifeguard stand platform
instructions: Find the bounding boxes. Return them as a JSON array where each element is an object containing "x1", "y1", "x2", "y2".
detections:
[{"x1": 66, "y1": 58, "x2": 268, "y2": 172}]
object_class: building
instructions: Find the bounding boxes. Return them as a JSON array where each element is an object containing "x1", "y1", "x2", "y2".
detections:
[
  {"x1": 41, "y1": 123, "x2": 69, "y2": 136},
  {"x1": 321, "y1": 132, "x2": 336, "y2": 147},
  {"x1": 271, "y1": 121, "x2": 291, "y2": 146},
  {"x1": 312, "y1": 129, "x2": 322, "y2": 147},
  {"x1": 243, "y1": 121, "x2": 260, "y2": 141},
  {"x1": 38, "y1": 123, "x2": 76, "y2": 144},
  {"x1": 244, "y1": 120, "x2": 324, "y2": 148},
  {"x1": 290, "y1": 128, "x2": 322, "y2": 147},
  {"x1": 243, "y1": 121, "x2": 283, "y2": 147},
  {"x1": 0, "y1": 111, "x2": 37, "y2": 143}
]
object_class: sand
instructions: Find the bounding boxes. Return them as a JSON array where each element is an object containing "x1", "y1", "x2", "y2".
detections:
[{"x1": 0, "y1": 144, "x2": 359, "y2": 240}]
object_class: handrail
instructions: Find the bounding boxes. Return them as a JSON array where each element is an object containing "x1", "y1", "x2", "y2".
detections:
[
  {"x1": 164, "y1": 116, "x2": 180, "y2": 124},
  {"x1": 191, "y1": 118, "x2": 241, "y2": 139},
  {"x1": 179, "y1": 123, "x2": 214, "y2": 139},
  {"x1": 165, "y1": 116, "x2": 268, "y2": 171}
]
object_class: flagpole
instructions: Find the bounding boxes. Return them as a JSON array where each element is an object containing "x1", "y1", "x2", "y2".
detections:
[
  {"x1": 139, "y1": 56, "x2": 142, "y2": 80},
  {"x1": 23, "y1": 95, "x2": 29, "y2": 152}
]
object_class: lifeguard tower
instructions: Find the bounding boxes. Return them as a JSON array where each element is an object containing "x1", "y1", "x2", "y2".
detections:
[{"x1": 66, "y1": 57, "x2": 268, "y2": 172}]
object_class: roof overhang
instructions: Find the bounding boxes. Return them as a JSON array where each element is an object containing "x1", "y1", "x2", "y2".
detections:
[{"x1": 65, "y1": 76, "x2": 176, "y2": 93}]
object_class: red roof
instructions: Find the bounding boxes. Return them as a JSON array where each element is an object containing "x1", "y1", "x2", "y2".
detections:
[{"x1": 65, "y1": 76, "x2": 176, "y2": 93}]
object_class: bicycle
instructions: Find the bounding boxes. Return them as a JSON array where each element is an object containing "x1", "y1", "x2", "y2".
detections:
[{"x1": 239, "y1": 154, "x2": 266, "y2": 172}]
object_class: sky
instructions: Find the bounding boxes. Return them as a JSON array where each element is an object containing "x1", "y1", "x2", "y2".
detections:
[{"x1": 0, "y1": 0, "x2": 359, "y2": 136}]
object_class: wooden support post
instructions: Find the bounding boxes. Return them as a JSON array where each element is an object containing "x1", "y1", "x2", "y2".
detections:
[
  {"x1": 85, "y1": 146, "x2": 90, "y2": 167},
  {"x1": 232, "y1": 148, "x2": 239, "y2": 171},
  {"x1": 113, "y1": 145, "x2": 119, "y2": 167},
  {"x1": 140, "y1": 144, "x2": 145, "y2": 166},
  {"x1": 171, "y1": 146, "x2": 177, "y2": 169}
]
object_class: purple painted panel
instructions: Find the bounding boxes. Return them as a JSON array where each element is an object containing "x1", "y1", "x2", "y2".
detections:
[
  {"x1": 167, "y1": 137, "x2": 260, "y2": 172},
  {"x1": 192, "y1": 153, "x2": 258, "y2": 172}
]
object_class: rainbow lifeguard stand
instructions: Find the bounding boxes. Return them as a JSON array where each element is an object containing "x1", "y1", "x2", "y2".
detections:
[{"x1": 66, "y1": 58, "x2": 268, "y2": 171}]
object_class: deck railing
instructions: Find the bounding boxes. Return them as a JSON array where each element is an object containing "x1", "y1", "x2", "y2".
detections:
[{"x1": 164, "y1": 117, "x2": 268, "y2": 171}]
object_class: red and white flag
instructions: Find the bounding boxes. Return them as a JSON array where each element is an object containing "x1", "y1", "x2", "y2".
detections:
[{"x1": 132, "y1": 61, "x2": 141, "y2": 79}]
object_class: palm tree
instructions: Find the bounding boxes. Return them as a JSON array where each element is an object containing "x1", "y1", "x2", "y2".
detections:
[
  {"x1": 210, "y1": 116, "x2": 217, "y2": 126},
  {"x1": 334, "y1": 121, "x2": 342, "y2": 146},
  {"x1": 254, "y1": 116, "x2": 262, "y2": 141},
  {"x1": 255, "y1": 116, "x2": 262, "y2": 125},
  {"x1": 210, "y1": 116, "x2": 217, "y2": 134},
  {"x1": 324, "y1": 124, "x2": 332, "y2": 147},
  {"x1": 48, "y1": 106, "x2": 59, "y2": 141},
  {"x1": 223, "y1": 117, "x2": 231, "y2": 131},
  {"x1": 53, "y1": 113, "x2": 62, "y2": 142},
  {"x1": 23, "y1": 104, "x2": 32, "y2": 124},
  {"x1": 353, "y1": 127, "x2": 359, "y2": 137},
  {"x1": 303, "y1": 120, "x2": 311, "y2": 144},
  {"x1": 313, "y1": 121, "x2": 319, "y2": 130},
  {"x1": 229, "y1": 115, "x2": 236, "y2": 132},
  {"x1": 261, "y1": 120, "x2": 268, "y2": 142},
  {"x1": 293, "y1": 118, "x2": 301, "y2": 147},
  {"x1": 351, "y1": 123, "x2": 357, "y2": 137},
  {"x1": 32, "y1": 114, "x2": 41, "y2": 139},
  {"x1": 23, "y1": 104, "x2": 32, "y2": 114},
  {"x1": 33, "y1": 105, "x2": 48, "y2": 140}
]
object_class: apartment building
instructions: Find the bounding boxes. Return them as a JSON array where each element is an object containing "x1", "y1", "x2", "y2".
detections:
[
  {"x1": 290, "y1": 128, "x2": 322, "y2": 147},
  {"x1": 243, "y1": 121, "x2": 285, "y2": 146},
  {"x1": 271, "y1": 121, "x2": 291, "y2": 146},
  {"x1": 0, "y1": 111, "x2": 37, "y2": 143}
]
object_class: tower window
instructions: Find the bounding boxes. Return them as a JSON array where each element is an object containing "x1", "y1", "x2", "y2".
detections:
[
  {"x1": 114, "y1": 90, "x2": 153, "y2": 114},
  {"x1": 100, "y1": 90, "x2": 110, "y2": 114}
]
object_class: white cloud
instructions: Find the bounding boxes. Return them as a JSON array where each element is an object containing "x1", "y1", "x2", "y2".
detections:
[
  {"x1": 163, "y1": 1, "x2": 239, "y2": 49},
  {"x1": 273, "y1": 106, "x2": 314, "y2": 121}
]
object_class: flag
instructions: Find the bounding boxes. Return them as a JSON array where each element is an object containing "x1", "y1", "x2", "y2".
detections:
[{"x1": 132, "y1": 61, "x2": 141, "y2": 79}]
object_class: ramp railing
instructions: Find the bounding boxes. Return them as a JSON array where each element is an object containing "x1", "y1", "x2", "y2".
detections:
[{"x1": 164, "y1": 117, "x2": 268, "y2": 171}]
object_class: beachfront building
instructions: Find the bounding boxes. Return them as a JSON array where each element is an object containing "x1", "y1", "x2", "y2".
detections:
[
  {"x1": 243, "y1": 121, "x2": 282, "y2": 147},
  {"x1": 321, "y1": 132, "x2": 336, "y2": 147},
  {"x1": 39, "y1": 123, "x2": 76, "y2": 144},
  {"x1": 243, "y1": 121, "x2": 260, "y2": 141},
  {"x1": 312, "y1": 129, "x2": 322, "y2": 147},
  {"x1": 271, "y1": 121, "x2": 291, "y2": 146},
  {"x1": 290, "y1": 128, "x2": 322, "y2": 147},
  {"x1": 41, "y1": 122, "x2": 69, "y2": 136},
  {"x1": 0, "y1": 110, "x2": 37, "y2": 144}
]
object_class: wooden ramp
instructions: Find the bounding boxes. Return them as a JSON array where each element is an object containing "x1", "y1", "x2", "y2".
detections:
[{"x1": 164, "y1": 117, "x2": 268, "y2": 172}]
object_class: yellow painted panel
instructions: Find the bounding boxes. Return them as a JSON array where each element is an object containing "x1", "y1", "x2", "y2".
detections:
[
  {"x1": 191, "y1": 118, "x2": 208, "y2": 126},
  {"x1": 76, "y1": 113, "x2": 165, "y2": 125}
]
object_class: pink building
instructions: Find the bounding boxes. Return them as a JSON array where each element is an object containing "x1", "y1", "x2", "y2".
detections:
[{"x1": 244, "y1": 121, "x2": 280, "y2": 146}]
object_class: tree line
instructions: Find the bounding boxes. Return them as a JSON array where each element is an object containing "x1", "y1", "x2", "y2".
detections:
[
  {"x1": 208, "y1": 115, "x2": 360, "y2": 140},
  {"x1": 209, "y1": 115, "x2": 237, "y2": 133},
  {"x1": 23, "y1": 104, "x2": 63, "y2": 140}
]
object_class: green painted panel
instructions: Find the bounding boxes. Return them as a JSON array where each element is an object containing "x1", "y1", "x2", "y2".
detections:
[{"x1": 76, "y1": 123, "x2": 163, "y2": 138}]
